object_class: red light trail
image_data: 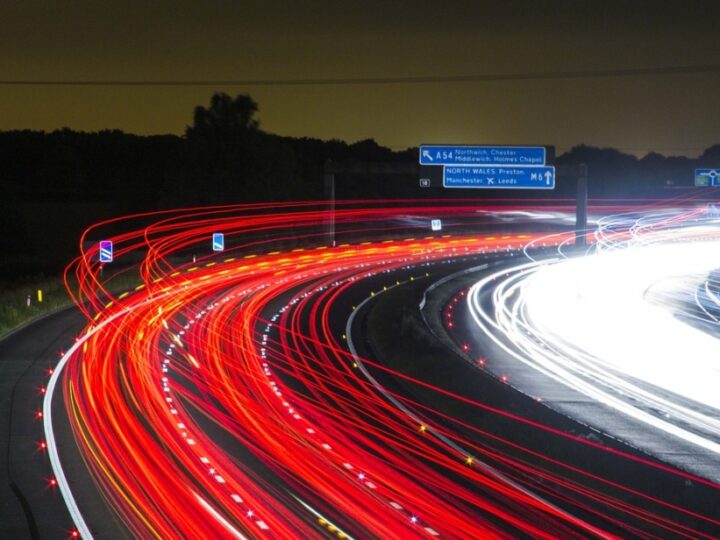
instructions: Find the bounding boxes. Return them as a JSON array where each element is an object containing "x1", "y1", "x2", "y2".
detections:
[{"x1": 42, "y1": 201, "x2": 720, "y2": 539}]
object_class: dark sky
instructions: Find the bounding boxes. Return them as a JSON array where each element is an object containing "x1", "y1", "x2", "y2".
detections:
[{"x1": 2, "y1": 0, "x2": 720, "y2": 155}]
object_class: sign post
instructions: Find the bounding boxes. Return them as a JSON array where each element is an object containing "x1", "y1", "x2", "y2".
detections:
[
  {"x1": 212, "y1": 233, "x2": 225, "y2": 252},
  {"x1": 99, "y1": 240, "x2": 113, "y2": 263},
  {"x1": 576, "y1": 163, "x2": 588, "y2": 247}
]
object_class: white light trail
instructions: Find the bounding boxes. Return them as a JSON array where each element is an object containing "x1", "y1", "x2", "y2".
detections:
[{"x1": 468, "y1": 208, "x2": 720, "y2": 457}]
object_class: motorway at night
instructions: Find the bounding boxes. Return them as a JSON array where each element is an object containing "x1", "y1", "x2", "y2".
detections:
[
  {"x1": 11, "y1": 201, "x2": 714, "y2": 539},
  {"x1": 5, "y1": 3, "x2": 720, "y2": 538}
]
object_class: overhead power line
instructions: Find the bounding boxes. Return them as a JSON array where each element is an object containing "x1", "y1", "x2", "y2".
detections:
[{"x1": 1, "y1": 64, "x2": 720, "y2": 87}]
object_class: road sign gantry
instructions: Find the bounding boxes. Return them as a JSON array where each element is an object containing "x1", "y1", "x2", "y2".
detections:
[{"x1": 419, "y1": 144, "x2": 555, "y2": 190}]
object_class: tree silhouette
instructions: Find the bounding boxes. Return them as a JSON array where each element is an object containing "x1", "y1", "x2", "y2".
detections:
[
  {"x1": 700, "y1": 145, "x2": 720, "y2": 161},
  {"x1": 186, "y1": 93, "x2": 259, "y2": 139}
]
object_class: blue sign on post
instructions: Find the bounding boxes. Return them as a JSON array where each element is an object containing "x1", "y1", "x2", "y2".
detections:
[
  {"x1": 420, "y1": 145, "x2": 546, "y2": 166},
  {"x1": 99, "y1": 240, "x2": 113, "y2": 263},
  {"x1": 695, "y1": 169, "x2": 720, "y2": 187},
  {"x1": 443, "y1": 165, "x2": 555, "y2": 190},
  {"x1": 212, "y1": 233, "x2": 224, "y2": 252}
]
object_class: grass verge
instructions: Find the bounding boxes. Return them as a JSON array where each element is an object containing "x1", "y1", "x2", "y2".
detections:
[{"x1": 0, "y1": 267, "x2": 142, "y2": 339}]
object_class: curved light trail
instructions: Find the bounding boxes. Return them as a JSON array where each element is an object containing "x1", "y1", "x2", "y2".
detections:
[
  {"x1": 468, "y1": 206, "x2": 720, "y2": 473},
  {"x1": 42, "y1": 201, "x2": 720, "y2": 539}
]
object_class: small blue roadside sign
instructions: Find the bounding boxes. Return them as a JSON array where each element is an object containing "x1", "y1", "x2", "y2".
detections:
[
  {"x1": 695, "y1": 168, "x2": 720, "y2": 186},
  {"x1": 99, "y1": 240, "x2": 113, "y2": 263},
  {"x1": 419, "y1": 145, "x2": 546, "y2": 166},
  {"x1": 443, "y1": 165, "x2": 555, "y2": 189},
  {"x1": 212, "y1": 233, "x2": 225, "y2": 252}
]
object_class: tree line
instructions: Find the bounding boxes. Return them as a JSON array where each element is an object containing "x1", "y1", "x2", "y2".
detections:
[{"x1": 0, "y1": 92, "x2": 718, "y2": 278}]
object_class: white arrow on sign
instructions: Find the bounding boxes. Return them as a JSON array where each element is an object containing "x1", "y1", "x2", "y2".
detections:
[
  {"x1": 422, "y1": 150, "x2": 433, "y2": 161},
  {"x1": 544, "y1": 171, "x2": 552, "y2": 185}
]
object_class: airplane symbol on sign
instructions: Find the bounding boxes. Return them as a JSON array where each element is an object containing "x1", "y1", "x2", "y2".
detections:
[{"x1": 487, "y1": 178, "x2": 495, "y2": 184}]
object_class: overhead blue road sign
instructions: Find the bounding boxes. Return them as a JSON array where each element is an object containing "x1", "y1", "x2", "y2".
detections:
[
  {"x1": 419, "y1": 145, "x2": 546, "y2": 166},
  {"x1": 695, "y1": 168, "x2": 720, "y2": 187},
  {"x1": 212, "y1": 233, "x2": 225, "y2": 252},
  {"x1": 443, "y1": 165, "x2": 555, "y2": 190},
  {"x1": 99, "y1": 240, "x2": 113, "y2": 263}
]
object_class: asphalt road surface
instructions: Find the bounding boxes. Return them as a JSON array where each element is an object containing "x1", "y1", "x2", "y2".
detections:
[{"x1": 0, "y1": 307, "x2": 84, "y2": 538}]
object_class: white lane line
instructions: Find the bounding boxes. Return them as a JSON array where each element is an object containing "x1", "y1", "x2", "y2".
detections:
[
  {"x1": 194, "y1": 491, "x2": 249, "y2": 539},
  {"x1": 44, "y1": 307, "x2": 136, "y2": 540}
]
